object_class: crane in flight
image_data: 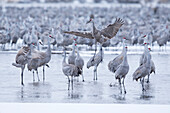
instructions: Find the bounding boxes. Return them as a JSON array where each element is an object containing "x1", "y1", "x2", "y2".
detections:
[{"x1": 64, "y1": 14, "x2": 124, "y2": 59}]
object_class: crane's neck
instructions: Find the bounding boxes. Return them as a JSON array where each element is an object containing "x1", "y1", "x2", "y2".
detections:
[
  {"x1": 63, "y1": 51, "x2": 67, "y2": 65},
  {"x1": 76, "y1": 46, "x2": 80, "y2": 57},
  {"x1": 122, "y1": 48, "x2": 128, "y2": 66},
  {"x1": 72, "y1": 40, "x2": 76, "y2": 54},
  {"x1": 145, "y1": 49, "x2": 151, "y2": 68},
  {"x1": 46, "y1": 37, "x2": 51, "y2": 55},
  {"x1": 91, "y1": 21, "x2": 96, "y2": 36},
  {"x1": 121, "y1": 39, "x2": 126, "y2": 54},
  {"x1": 144, "y1": 44, "x2": 148, "y2": 53}
]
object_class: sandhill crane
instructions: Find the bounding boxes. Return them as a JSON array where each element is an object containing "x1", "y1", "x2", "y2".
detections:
[
  {"x1": 75, "y1": 44, "x2": 85, "y2": 82},
  {"x1": 62, "y1": 50, "x2": 81, "y2": 90},
  {"x1": 64, "y1": 15, "x2": 124, "y2": 58},
  {"x1": 12, "y1": 46, "x2": 30, "y2": 85},
  {"x1": 156, "y1": 25, "x2": 169, "y2": 51},
  {"x1": 133, "y1": 47, "x2": 151, "y2": 92},
  {"x1": 26, "y1": 43, "x2": 43, "y2": 82},
  {"x1": 37, "y1": 35, "x2": 52, "y2": 81},
  {"x1": 139, "y1": 36, "x2": 155, "y2": 83},
  {"x1": 68, "y1": 39, "x2": 76, "y2": 65},
  {"x1": 50, "y1": 28, "x2": 57, "y2": 49},
  {"x1": 31, "y1": 26, "x2": 39, "y2": 46},
  {"x1": 87, "y1": 44, "x2": 104, "y2": 80},
  {"x1": 108, "y1": 37, "x2": 126, "y2": 74},
  {"x1": 115, "y1": 46, "x2": 129, "y2": 94},
  {"x1": 10, "y1": 24, "x2": 20, "y2": 49},
  {"x1": 0, "y1": 31, "x2": 9, "y2": 50},
  {"x1": 28, "y1": 34, "x2": 52, "y2": 81}
]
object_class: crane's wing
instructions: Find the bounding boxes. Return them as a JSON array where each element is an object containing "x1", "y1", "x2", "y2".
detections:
[
  {"x1": 64, "y1": 31, "x2": 94, "y2": 39},
  {"x1": 101, "y1": 18, "x2": 124, "y2": 39}
]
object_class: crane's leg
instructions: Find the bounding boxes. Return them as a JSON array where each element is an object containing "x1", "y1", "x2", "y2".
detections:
[
  {"x1": 93, "y1": 66, "x2": 97, "y2": 81},
  {"x1": 43, "y1": 65, "x2": 45, "y2": 81},
  {"x1": 82, "y1": 70, "x2": 85, "y2": 82},
  {"x1": 146, "y1": 74, "x2": 150, "y2": 83},
  {"x1": 96, "y1": 67, "x2": 98, "y2": 80},
  {"x1": 36, "y1": 70, "x2": 40, "y2": 81},
  {"x1": 142, "y1": 77, "x2": 145, "y2": 92},
  {"x1": 92, "y1": 40, "x2": 97, "y2": 61},
  {"x1": 122, "y1": 78, "x2": 126, "y2": 94},
  {"x1": 118, "y1": 78, "x2": 122, "y2": 94},
  {"x1": 67, "y1": 76, "x2": 70, "y2": 90},
  {"x1": 21, "y1": 66, "x2": 25, "y2": 86},
  {"x1": 33, "y1": 71, "x2": 35, "y2": 82},
  {"x1": 71, "y1": 76, "x2": 74, "y2": 90}
]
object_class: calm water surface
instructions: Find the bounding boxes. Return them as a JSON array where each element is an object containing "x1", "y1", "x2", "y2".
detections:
[{"x1": 0, "y1": 53, "x2": 170, "y2": 104}]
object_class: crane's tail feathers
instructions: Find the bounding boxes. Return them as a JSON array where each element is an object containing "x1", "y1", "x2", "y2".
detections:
[
  {"x1": 12, "y1": 63, "x2": 22, "y2": 68},
  {"x1": 78, "y1": 67, "x2": 82, "y2": 75}
]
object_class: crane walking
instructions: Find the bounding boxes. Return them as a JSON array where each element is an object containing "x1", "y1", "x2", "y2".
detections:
[
  {"x1": 62, "y1": 50, "x2": 81, "y2": 90},
  {"x1": 75, "y1": 43, "x2": 85, "y2": 82},
  {"x1": 114, "y1": 46, "x2": 129, "y2": 94},
  {"x1": 133, "y1": 47, "x2": 151, "y2": 92},
  {"x1": 87, "y1": 44, "x2": 104, "y2": 80}
]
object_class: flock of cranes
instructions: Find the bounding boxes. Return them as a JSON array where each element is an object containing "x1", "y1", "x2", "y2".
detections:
[
  {"x1": 1, "y1": 1, "x2": 169, "y2": 95},
  {"x1": 11, "y1": 15, "x2": 156, "y2": 94},
  {"x1": 0, "y1": 4, "x2": 170, "y2": 52},
  {"x1": 12, "y1": 35, "x2": 52, "y2": 85}
]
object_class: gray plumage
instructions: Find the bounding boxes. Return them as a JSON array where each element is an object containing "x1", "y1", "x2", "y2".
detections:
[
  {"x1": 133, "y1": 48, "x2": 151, "y2": 91},
  {"x1": 64, "y1": 17, "x2": 124, "y2": 59},
  {"x1": 68, "y1": 40, "x2": 76, "y2": 65},
  {"x1": 64, "y1": 18, "x2": 124, "y2": 43},
  {"x1": 75, "y1": 45, "x2": 84, "y2": 82},
  {"x1": 87, "y1": 45, "x2": 104, "y2": 80},
  {"x1": 108, "y1": 38, "x2": 126, "y2": 73},
  {"x1": 26, "y1": 44, "x2": 43, "y2": 82},
  {"x1": 156, "y1": 27, "x2": 169, "y2": 48},
  {"x1": 12, "y1": 46, "x2": 30, "y2": 85},
  {"x1": 62, "y1": 50, "x2": 81, "y2": 90},
  {"x1": 140, "y1": 41, "x2": 155, "y2": 83},
  {"x1": 115, "y1": 46, "x2": 129, "y2": 94}
]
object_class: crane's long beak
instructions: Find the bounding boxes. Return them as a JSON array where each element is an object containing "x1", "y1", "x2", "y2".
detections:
[
  {"x1": 49, "y1": 35, "x2": 55, "y2": 39},
  {"x1": 39, "y1": 40, "x2": 44, "y2": 46},
  {"x1": 86, "y1": 19, "x2": 92, "y2": 24},
  {"x1": 141, "y1": 35, "x2": 147, "y2": 38}
]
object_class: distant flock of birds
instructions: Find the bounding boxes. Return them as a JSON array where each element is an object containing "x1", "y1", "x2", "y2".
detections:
[
  {"x1": 0, "y1": 5, "x2": 170, "y2": 52},
  {"x1": 10, "y1": 15, "x2": 157, "y2": 94}
]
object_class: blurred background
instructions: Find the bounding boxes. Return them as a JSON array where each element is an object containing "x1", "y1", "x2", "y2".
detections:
[{"x1": 0, "y1": 0, "x2": 170, "y2": 3}]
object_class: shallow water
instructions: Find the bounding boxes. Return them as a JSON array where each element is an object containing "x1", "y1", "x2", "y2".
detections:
[{"x1": 0, "y1": 53, "x2": 170, "y2": 104}]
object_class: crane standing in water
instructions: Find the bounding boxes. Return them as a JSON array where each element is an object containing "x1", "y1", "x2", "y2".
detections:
[
  {"x1": 12, "y1": 46, "x2": 30, "y2": 85},
  {"x1": 133, "y1": 47, "x2": 151, "y2": 92},
  {"x1": 114, "y1": 46, "x2": 129, "y2": 94},
  {"x1": 75, "y1": 43, "x2": 85, "y2": 82},
  {"x1": 62, "y1": 50, "x2": 81, "y2": 90},
  {"x1": 87, "y1": 44, "x2": 104, "y2": 81}
]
